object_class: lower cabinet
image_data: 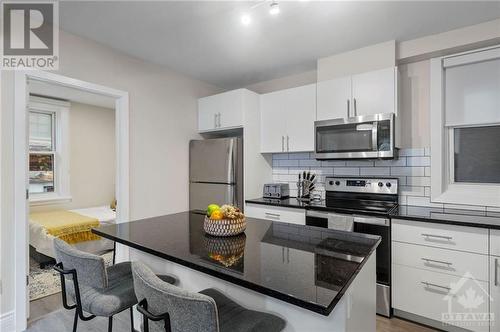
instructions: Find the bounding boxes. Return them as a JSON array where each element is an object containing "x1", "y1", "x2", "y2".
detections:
[
  {"x1": 392, "y1": 219, "x2": 491, "y2": 332},
  {"x1": 245, "y1": 203, "x2": 305, "y2": 225},
  {"x1": 491, "y1": 256, "x2": 500, "y2": 330}
]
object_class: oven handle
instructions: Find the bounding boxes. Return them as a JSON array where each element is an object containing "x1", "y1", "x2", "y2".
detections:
[
  {"x1": 353, "y1": 215, "x2": 390, "y2": 227},
  {"x1": 306, "y1": 210, "x2": 354, "y2": 219}
]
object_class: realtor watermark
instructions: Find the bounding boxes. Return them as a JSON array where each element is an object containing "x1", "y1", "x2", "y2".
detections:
[
  {"x1": 439, "y1": 272, "x2": 494, "y2": 329},
  {"x1": 1, "y1": 0, "x2": 59, "y2": 70}
]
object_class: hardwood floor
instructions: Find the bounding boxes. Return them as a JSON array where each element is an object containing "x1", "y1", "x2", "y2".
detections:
[
  {"x1": 377, "y1": 315, "x2": 439, "y2": 332},
  {"x1": 29, "y1": 294, "x2": 439, "y2": 332}
]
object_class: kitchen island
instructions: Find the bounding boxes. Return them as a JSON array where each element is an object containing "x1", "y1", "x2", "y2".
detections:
[{"x1": 93, "y1": 211, "x2": 380, "y2": 332}]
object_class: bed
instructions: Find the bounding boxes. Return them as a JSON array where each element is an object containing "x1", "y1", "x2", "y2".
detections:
[{"x1": 29, "y1": 205, "x2": 116, "y2": 266}]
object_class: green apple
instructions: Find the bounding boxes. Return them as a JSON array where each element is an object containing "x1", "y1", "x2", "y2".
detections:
[{"x1": 206, "y1": 204, "x2": 220, "y2": 217}]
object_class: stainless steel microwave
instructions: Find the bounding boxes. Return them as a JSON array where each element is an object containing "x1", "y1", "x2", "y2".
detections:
[{"x1": 314, "y1": 113, "x2": 397, "y2": 160}]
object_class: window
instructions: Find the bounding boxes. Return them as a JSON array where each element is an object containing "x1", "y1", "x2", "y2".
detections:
[
  {"x1": 28, "y1": 97, "x2": 71, "y2": 204},
  {"x1": 430, "y1": 46, "x2": 500, "y2": 207},
  {"x1": 29, "y1": 112, "x2": 56, "y2": 194}
]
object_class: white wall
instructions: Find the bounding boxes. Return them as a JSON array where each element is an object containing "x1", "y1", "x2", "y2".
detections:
[
  {"x1": 30, "y1": 102, "x2": 116, "y2": 212},
  {"x1": 0, "y1": 30, "x2": 221, "y2": 316}
]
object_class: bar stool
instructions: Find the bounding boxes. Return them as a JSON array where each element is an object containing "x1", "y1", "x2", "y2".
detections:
[
  {"x1": 53, "y1": 239, "x2": 177, "y2": 332},
  {"x1": 131, "y1": 261, "x2": 286, "y2": 332}
]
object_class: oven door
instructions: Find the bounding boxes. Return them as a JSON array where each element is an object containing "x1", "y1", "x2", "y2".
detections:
[
  {"x1": 305, "y1": 210, "x2": 354, "y2": 231},
  {"x1": 314, "y1": 113, "x2": 394, "y2": 160}
]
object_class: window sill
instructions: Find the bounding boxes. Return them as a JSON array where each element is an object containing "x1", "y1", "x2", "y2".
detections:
[{"x1": 29, "y1": 195, "x2": 72, "y2": 206}]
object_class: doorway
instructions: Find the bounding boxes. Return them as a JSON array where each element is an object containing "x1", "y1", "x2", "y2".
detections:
[{"x1": 13, "y1": 71, "x2": 130, "y2": 332}]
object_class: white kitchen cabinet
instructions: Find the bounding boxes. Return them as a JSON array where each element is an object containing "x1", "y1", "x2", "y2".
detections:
[
  {"x1": 490, "y1": 229, "x2": 500, "y2": 257},
  {"x1": 260, "y1": 84, "x2": 316, "y2": 153},
  {"x1": 316, "y1": 76, "x2": 351, "y2": 121},
  {"x1": 351, "y1": 67, "x2": 397, "y2": 117},
  {"x1": 491, "y1": 256, "x2": 500, "y2": 330},
  {"x1": 260, "y1": 90, "x2": 287, "y2": 153},
  {"x1": 245, "y1": 203, "x2": 305, "y2": 225},
  {"x1": 198, "y1": 89, "x2": 244, "y2": 132},
  {"x1": 316, "y1": 67, "x2": 397, "y2": 121}
]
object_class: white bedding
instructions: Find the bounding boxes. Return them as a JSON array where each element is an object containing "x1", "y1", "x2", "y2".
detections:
[{"x1": 29, "y1": 205, "x2": 116, "y2": 258}]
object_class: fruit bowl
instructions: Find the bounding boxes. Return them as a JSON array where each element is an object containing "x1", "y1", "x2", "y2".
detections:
[{"x1": 203, "y1": 216, "x2": 246, "y2": 237}]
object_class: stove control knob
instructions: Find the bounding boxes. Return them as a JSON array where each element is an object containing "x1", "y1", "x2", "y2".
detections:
[
  {"x1": 335, "y1": 181, "x2": 340, "y2": 186},
  {"x1": 329, "y1": 180, "x2": 334, "y2": 185},
  {"x1": 386, "y1": 182, "x2": 392, "y2": 188},
  {"x1": 378, "y1": 182, "x2": 384, "y2": 187}
]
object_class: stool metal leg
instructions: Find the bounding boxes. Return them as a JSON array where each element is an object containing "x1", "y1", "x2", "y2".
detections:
[
  {"x1": 72, "y1": 310, "x2": 78, "y2": 332},
  {"x1": 108, "y1": 316, "x2": 113, "y2": 332},
  {"x1": 130, "y1": 307, "x2": 135, "y2": 332}
]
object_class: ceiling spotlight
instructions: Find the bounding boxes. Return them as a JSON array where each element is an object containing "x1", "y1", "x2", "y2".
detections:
[
  {"x1": 269, "y1": 2, "x2": 280, "y2": 15},
  {"x1": 241, "y1": 13, "x2": 251, "y2": 26}
]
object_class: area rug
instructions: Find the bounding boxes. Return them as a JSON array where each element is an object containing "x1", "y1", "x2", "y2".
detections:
[{"x1": 29, "y1": 251, "x2": 114, "y2": 301}]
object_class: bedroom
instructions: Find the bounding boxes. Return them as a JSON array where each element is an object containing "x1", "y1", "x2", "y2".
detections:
[{"x1": 26, "y1": 80, "x2": 118, "y2": 317}]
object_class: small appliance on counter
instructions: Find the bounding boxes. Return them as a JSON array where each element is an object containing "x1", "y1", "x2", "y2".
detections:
[{"x1": 263, "y1": 183, "x2": 289, "y2": 199}]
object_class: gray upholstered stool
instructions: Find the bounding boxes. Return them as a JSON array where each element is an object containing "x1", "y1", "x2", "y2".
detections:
[
  {"x1": 53, "y1": 239, "x2": 176, "y2": 332},
  {"x1": 131, "y1": 261, "x2": 286, "y2": 332}
]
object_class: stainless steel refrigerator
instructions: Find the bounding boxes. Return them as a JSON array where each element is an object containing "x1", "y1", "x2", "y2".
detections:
[{"x1": 189, "y1": 137, "x2": 243, "y2": 212}]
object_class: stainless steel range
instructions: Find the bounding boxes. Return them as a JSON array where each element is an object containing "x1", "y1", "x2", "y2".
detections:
[{"x1": 305, "y1": 176, "x2": 398, "y2": 317}]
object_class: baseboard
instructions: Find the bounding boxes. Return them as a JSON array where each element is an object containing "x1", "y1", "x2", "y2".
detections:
[{"x1": 0, "y1": 311, "x2": 15, "y2": 332}]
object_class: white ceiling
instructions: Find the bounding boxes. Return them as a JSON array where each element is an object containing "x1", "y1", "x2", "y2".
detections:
[
  {"x1": 59, "y1": 1, "x2": 500, "y2": 89},
  {"x1": 29, "y1": 79, "x2": 116, "y2": 108}
]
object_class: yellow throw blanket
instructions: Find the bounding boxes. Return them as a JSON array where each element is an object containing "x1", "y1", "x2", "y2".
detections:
[{"x1": 30, "y1": 210, "x2": 101, "y2": 244}]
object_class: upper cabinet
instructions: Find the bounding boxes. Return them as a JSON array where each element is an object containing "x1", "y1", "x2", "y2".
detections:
[
  {"x1": 316, "y1": 67, "x2": 397, "y2": 121},
  {"x1": 261, "y1": 84, "x2": 316, "y2": 153},
  {"x1": 198, "y1": 89, "x2": 245, "y2": 132},
  {"x1": 316, "y1": 76, "x2": 351, "y2": 121}
]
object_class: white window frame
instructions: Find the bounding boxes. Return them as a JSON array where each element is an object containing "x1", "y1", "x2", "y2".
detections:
[
  {"x1": 28, "y1": 96, "x2": 71, "y2": 205},
  {"x1": 430, "y1": 46, "x2": 500, "y2": 207}
]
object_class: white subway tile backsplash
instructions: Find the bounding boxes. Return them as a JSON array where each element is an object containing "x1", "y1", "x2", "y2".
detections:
[
  {"x1": 425, "y1": 167, "x2": 431, "y2": 177},
  {"x1": 334, "y1": 167, "x2": 360, "y2": 176},
  {"x1": 406, "y1": 196, "x2": 444, "y2": 208},
  {"x1": 278, "y1": 159, "x2": 299, "y2": 167},
  {"x1": 273, "y1": 153, "x2": 289, "y2": 160},
  {"x1": 407, "y1": 156, "x2": 431, "y2": 167},
  {"x1": 375, "y1": 158, "x2": 407, "y2": 167},
  {"x1": 346, "y1": 160, "x2": 375, "y2": 167},
  {"x1": 268, "y1": 147, "x2": 487, "y2": 211},
  {"x1": 359, "y1": 167, "x2": 390, "y2": 176},
  {"x1": 299, "y1": 159, "x2": 322, "y2": 167},
  {"x1": 288, "y1": 152, "x2": 311, "y2": 160},
  {"x1": 400, "y1": 186, "x2": 426, "y2": 197},
  {"x1": 390, "y1": 167, "x2": 425, "y2": 177},
  {"x1": 321, "y1": 160, "x2": 347, "y2": 167},
  {"x1": 400, "y1": 148, "x2": 425, "y2": 157},
  {"x1": 406, "y1": 176, "x2": 431, "y2": 187}
]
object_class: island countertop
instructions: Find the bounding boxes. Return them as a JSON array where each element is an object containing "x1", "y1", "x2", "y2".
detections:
[{"x1": 92, "y1": 211, "x2": 380, "y2": 316}]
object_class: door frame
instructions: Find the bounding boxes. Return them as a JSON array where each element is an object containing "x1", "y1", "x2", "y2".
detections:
[{"x1": 13, "y1": 71, "x2": 130, "y2": 331}]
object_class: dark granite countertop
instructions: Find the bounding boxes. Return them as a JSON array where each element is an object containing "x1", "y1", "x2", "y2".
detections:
[
  {"x1": 391, "y1": 205, "x2": 500, "y2": 229},
  {"x1": 246, "y1": 198, "x2": 500, "y2": 229},
  {"x1": 92, "y1": 211, "x2": 380, "y2": 316}
]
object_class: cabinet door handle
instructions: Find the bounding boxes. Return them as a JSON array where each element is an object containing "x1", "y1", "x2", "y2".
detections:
[
  {"x1": 286, "y1": 135, "x2": 289, "y2": 152},
  {"x1": 218, "y1": 113, "x2": 221, "y2": 127},
  {"x1": 287, "y1": 248, "x2": 290, "y2": 264},
  {"x1": 421, "y1": 258, "x2": 453, "y2": 266},
  {"x1": 281, "y1": 136, "x2": 284, "y2": 152},
  {"x1": 265, "y1": 212, "x2": 280, "y2": 220},
  {"x1": 353, "y1": 98, "x2": 357, "y2": 117},
  {"x1": 347, "y1": 99, "x2": 350, "y2": 118},
  {"x1": 421, "y1": 281, "x2": 451, "y2": 292},
  {"x1": 214, "y1": 114, "x2": 217, "y2": 128},
  {"x1": 495, "y1": 258, "x2": 499, "y2": 287},
  {"x1": 282, "y1": 247, "x2": 285, "y2": 263},
  {"x1": 421, "y1": 233, "x2": 453, "y2": 241}
]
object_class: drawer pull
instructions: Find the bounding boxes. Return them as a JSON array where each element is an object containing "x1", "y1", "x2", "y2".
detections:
[
  {"x1": 421, "y1": 233, "x2": 453, "y2": 241},
  {"x1": 495, "y1": 258, "x2": 499, "y2": 287},
  {"x1": 265, "y1": 212, "x2": 280, "y2": 220},
  {"x1": 421, "y1": 258, "x2": 453, "y2": 266},
  {"x1": 421, "y1": 281, "x2": 451, "y2": 292}
]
